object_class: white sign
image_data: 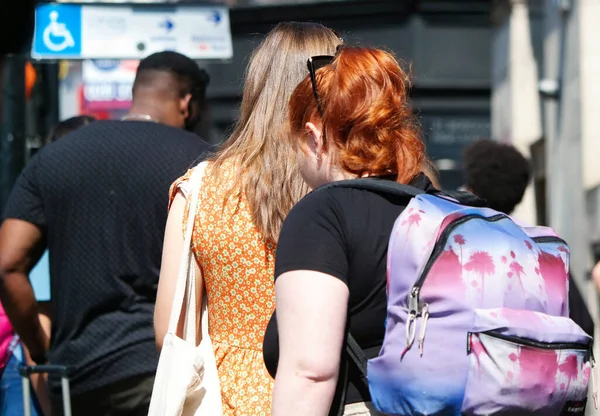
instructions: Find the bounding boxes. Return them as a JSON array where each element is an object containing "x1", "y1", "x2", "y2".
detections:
[
  {"x1": 82, "y1": 60, "x2": 139, "y2": 109},
  {"x1": 82, "y1": 59, "x2": 139, "y2": 83},
  {"x1": 32, "y1": 3, "x2": 233, "y2": 60}
]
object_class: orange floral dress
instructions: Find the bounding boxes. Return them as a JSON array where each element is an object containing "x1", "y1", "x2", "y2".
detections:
[{"x1": 170, "y1": 160, "x2": 275, "y2": 416}]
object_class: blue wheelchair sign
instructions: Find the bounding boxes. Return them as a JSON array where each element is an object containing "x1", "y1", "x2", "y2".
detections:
[{"x1": 33, "y1": 4, "x2": 82, "y2": 58}]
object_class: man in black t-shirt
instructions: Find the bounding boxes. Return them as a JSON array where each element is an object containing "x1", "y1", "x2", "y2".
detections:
[{"x1": 0, "y1": 51, "x2": 211, "y2": 415}]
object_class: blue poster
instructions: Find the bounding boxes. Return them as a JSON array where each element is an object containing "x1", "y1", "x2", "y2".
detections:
[{"x1": 33, "y1": 4, "x2": 82, "y2": 58}]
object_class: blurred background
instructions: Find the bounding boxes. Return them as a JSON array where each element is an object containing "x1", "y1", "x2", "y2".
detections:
[{"x1": 2, "y1": 0, "x2": 600, "y2": 408}]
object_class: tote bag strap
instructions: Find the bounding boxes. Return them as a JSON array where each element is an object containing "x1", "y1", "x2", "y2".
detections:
[{"x1": 167, "y1": 161, "x2": 209, "y2": 342}]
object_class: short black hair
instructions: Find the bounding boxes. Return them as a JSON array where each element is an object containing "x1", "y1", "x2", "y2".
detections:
[
  {"x1": 463, "y1": 139, "x2": 531, "y2": 215},
  {"x1": 47, "y1": 115, "x2": 95, "y2": 143},
  {"x1": 134, "y1": 51, "x2": 210, "y2": 104}
]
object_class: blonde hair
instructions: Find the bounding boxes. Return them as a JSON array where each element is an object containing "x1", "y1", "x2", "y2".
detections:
[{"x1": 209, "y1": 22, "x2": 342, "y2": 243}]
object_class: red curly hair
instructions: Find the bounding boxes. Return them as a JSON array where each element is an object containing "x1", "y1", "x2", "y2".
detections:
[{"x1": 289, "y1": 47, "x2": 425, "y2": 184}]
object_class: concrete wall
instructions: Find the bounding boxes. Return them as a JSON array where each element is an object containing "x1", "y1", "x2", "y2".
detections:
[
  {"x1": 494, "y1": 2, "x2": 600, "y2": 409},
  {"x1": 491, "y1": 0, "x2": 540, "y2": 226},
  {"x1": 492, "y1": 0, "x2": 593, "y2": 282},
  {"x1": 580, "y1": 0, "x2": 600, "y2": 191},
  {"x1": 581, "y1": 0, "x2": 600, "y2": 250},
  {"x1": 538, "y1": 0, "x2": 588, "y2": 287},
  {"x1": 539, "y1": 2, "x2": 598, "y2": 411}
]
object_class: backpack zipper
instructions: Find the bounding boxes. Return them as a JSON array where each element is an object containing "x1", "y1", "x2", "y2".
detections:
[
  {"x1": 408, "y1": 214, "x2": 506, "y2": 315},
  {"x1": 404, "y1": 214, "x2": 506, "y2": 357},
  {"x1": 467, "y1": 330, "x2": 591, "y2": 354}
]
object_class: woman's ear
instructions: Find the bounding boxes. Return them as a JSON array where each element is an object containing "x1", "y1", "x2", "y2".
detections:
[{"x1": 305, "y1": 122, "x2": 324, "y2": 155}]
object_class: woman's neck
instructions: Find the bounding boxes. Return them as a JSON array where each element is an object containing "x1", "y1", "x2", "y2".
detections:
[{"x1": 330, "y1": 167, "x2": 357, "y2": 182}]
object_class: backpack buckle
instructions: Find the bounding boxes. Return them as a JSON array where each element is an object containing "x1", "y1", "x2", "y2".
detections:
[
  {"x1": 401, "y1": 312, "x2": 417, "y2": 361},
  {"x1": 418, "y1": 303, "x2": 430, "y2": 357},
  {"x1": 406, "y1": 312, "x2": 417, "y2": 348},
  {"x1": 404, "y1": 288, "x2": 430, "y2": 359}
]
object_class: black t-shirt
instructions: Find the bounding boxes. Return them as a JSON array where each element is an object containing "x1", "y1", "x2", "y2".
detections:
[
  {"x1": 2, "y1": 120, "x2": 210, "y2": 396},
  {"x1": 263, "y1": 174, "x2": 435, "y2": 405}
]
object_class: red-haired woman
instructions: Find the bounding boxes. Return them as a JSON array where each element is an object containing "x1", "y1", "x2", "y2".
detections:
[{"x1": 262, "y1": 47, "x2": 434, "y2": 416}]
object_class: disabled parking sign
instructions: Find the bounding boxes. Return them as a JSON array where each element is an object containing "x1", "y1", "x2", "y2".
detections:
[
  {"x1": 31, "y1": 3, "x2": 232, "y2": 60},
  {"x1": 33, "y1": 4, "x2": 81, "y2": 58}
]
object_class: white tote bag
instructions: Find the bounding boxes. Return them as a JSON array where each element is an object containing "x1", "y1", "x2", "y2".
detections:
[{"x1": 148, "y1": 162, "x2": 223, "y2": 416}]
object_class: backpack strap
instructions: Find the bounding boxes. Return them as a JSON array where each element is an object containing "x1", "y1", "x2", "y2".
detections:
[
  {"x1": 316, "y1": 177, "x2": 426, "y2": 199},
  {"x1": 440, "y1": 190, "x2": 488, "y2": 207},
  {"x1": 316, "y1": 177, "x2": 488, "y2": 208},
  {"x1": 346, "y1": 334, "x2": 368, "y2": 380},
  {"x1": 330, "y1": 334, "x2": 369, "y2": 416}
]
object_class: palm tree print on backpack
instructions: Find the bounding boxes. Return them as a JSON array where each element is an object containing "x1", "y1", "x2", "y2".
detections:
[
  {"x1": 558, "y1": 354, "x2": 579, "y2": 397},
  {"x1": 464, "y1": 251, "x2": 496, "y2": 299},
  {"x1": 507, "y1": 251, "x2": 526, "y2": 293},
  {"x1": 401, "y1": 208, "x2": 425, "y2": 246}
]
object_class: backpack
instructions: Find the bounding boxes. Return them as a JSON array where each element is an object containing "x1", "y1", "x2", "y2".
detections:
[{"x1": 326, "y1": 178, "x2": 596, "y2": 416}]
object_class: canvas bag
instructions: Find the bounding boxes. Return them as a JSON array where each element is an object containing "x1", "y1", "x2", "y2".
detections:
[
  {"x1": 317, "y1": 178, "x2": 596, "y2": 416},
  {"x1": 148, "y1": 162, "x2": 223, "y2": 416}
]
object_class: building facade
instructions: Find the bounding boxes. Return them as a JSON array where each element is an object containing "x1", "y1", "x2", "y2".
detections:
[{"x1": 493, "y1": 2, "x2": 600, "y2": 410}]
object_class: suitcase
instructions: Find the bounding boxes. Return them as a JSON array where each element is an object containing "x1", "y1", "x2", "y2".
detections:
[{"x1": 19, "y1": 365, "x2": 72, "y2": 416}]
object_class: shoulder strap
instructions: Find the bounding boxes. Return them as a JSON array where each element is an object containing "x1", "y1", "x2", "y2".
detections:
[
  {"x1": 346, "y1": 334, "x2": 368, "y2": 379},
  {"x1": 316, "y1": 178, "x2": 426, "y2": 198},
  {"x1": 317, "y1": 178, "x2": 488, "y2": 208},
  {"x1": 167, "y1": 161, "x2": 209, "y2": 341},
  {"x1": 440, "y1": 190, "x2": 488, "y2": 207},
  {"x1": 330, "y1": 334, "x2": 369, "y2": 416}
]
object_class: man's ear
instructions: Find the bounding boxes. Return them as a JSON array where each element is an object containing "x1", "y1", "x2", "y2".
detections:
[{"x1": 179, "y1": 94, "x2": 192, "y2": 118}]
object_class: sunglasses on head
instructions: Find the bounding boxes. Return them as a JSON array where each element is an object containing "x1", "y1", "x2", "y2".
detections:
[
  {"x1": 307, "y1": 55, "x2": 333, "y2": 119},
  {"x1": 306, "y1": 44, "x2": 343, "y2": 118}
]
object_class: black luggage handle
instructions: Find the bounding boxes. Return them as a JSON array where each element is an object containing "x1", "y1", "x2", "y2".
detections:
[{"x1": 19, "y1": 364, "x2": 70, "y2": 377}]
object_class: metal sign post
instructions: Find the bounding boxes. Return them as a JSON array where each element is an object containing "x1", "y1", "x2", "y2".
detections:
[{"x1": 0, "y1": 57, "x2": 27, "y2": 210}]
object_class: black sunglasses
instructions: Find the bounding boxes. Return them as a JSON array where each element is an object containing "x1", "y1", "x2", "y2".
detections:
[
  {"x1": 307, "y1": 55, "x2": 334, "y2": 119},
  {"x1": 306, "y1": 44, "x2": 344, "y2": 118}
]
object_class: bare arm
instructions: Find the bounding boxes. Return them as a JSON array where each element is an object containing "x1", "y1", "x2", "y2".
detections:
[
  {"x1": 24, "y1": 302, "x2": 52, "y2": 415},
  {"x1": 0, "y1": 219, "x2": 48, "y2": 360},
  {"x1": 271, "y1": 270, "x2": 349, "y2": 416},
  {"x1": 154, "y1": 191, "x2": 203, "y2": 350}
]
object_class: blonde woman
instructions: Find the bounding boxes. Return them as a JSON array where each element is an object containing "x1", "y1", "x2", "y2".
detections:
[{"x1": 154, "y1": 22, "x2": 342, "y2": 416}]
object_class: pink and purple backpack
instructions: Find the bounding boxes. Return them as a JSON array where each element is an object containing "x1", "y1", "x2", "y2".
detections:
[{"x1": 332, "y1": 179, "x2": 596, "y2": 416}]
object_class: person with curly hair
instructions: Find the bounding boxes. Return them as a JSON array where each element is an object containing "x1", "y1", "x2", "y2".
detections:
[
  {"x1": 263, "y1": 46, "x2": 434, "y2": 416},
  {"x1": 462, "y1": 139, "x2": 531, "y2": 215}
]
